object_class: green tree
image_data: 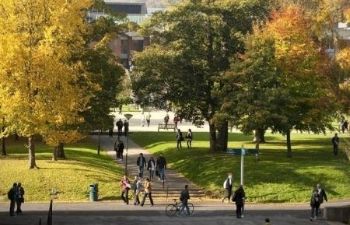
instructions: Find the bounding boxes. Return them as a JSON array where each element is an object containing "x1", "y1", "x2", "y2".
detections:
[
  {"x1": 131, "y1": 0, "x2": 270, "y2": 151},
  {"x1": 223, "y1": 28, "x2": 279, "y2": 150},
  {"x1": 80, "y1": 15, "x2": 125, "y2": 154}
]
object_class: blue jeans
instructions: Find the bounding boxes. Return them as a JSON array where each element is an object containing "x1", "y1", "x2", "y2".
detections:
[
  {"x1": 180, "y1": 201, "x2": 190, "y2": 215},
  {"x1": 158, "y1": 168, "x2": 165, "y2": 181}
]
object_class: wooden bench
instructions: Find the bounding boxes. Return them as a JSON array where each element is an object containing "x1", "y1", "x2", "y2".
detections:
[{"x1": 158, "y1": 123, "x2": 176, "y2": 132}]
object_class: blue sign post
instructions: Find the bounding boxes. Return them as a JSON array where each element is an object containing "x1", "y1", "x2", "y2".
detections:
[{"x1": 240, "y1": 145, "x2": 246, "y2": 186}]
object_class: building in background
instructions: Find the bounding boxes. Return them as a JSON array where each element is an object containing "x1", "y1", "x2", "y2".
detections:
[
  {"x1": 88, "y1": 0, "x2": 164, "y2": 69},
  {"x1": 337, "y1": 22, "x2": 350, "y2": 48}
]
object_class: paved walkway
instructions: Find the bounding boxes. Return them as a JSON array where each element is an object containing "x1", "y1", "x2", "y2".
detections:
[
  {"x1": 0, "y1": 202, "x2": 345, "y2": 225},
  {"x1": 90, "y1": 135, "x2": 205, "y2": 199}
]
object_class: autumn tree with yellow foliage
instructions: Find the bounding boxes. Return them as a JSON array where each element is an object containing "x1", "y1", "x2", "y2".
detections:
[
  {"x1": 0, "y1": 0, "x2": 93, "y2": 168},
  {"x1": 263, "y1": 5, "x2": 336, "y2": 157}
]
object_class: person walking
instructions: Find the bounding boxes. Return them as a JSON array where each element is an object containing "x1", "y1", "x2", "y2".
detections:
[
  {"x1": 316, "y1": 184, "x2": 328, "y2": 214},
  {"x1": 16, "y1": 183, "x2": 24, "y2": 215},
  {"x1": 156, "y1": 154, "x2": 167, "y2": 182},
  {"x1": 147, "y1": 157, "x2": 156, "y2": 181},
  {"x1": 174, "y1": 115, "x2": 179, "y2": 129},
  {"x1": 137, "y1": 153, "x2": 147, "y2": 178},
  {"x1": 310, "y1": 187, "x2": 321, "y2": 221},
  {"x1": 222, "y1": 173, "x2": 233, "y2": 203},
  {"x1": 141, "y1": 112, "x2": 146, "y2": 127},
  {"x1": 132, "y1": 176, "x2": 142, "y2": 205},
  {"x1": 146, "y1": 113, "x2": 151, "y2": 127},
  {"x1": 186, "y1": 129, "x2": 193, "y2": 149},
  {"x1": 179, "y1": 185, "x2": 191, "y2": 215},
  {"x1": 176, "y1": 129, "x2": 183, "y2": 150},
  {"x1": 7, "y1": 183, "x2": 17, "y2": 216},
  {"x1": 140, "y1": 178, "x2": 154, "y2": 207},
  {"x1": 123, "y1": 119, "x2": 129, "y2": 137},
  {"x1": 331, "y1": 133, "x2": 339, "y2": 156},
  {"x1": 117, "y1": 140, "x2": 125, "y2": 161},
  {"x1": 116, "y1": 119, "x2": 124, "y2": 139},
  {"x1": 164, "y1": 113, "x2": 169, "y2": 128},
  {"x1": 232, "y1": 185, "x2": 245, "y2": 219},
  {"x1": 114, "y1": 140, "x2": 120, "y2": 160},
  {"x1": 120, "y1": 176, "x2": 131, "y2": 205}
]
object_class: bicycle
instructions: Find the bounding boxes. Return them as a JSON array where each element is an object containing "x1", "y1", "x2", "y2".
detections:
[{"x1": 165, "y1": 199, "x2": 194, "y2": 217}]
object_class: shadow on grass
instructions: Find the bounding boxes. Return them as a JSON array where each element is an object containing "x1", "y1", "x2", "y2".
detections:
[{"x1": 99, "y1": 196, "x2": 120, "y2": 201}]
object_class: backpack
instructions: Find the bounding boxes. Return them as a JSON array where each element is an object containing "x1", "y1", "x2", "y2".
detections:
[{"x1": 7, "y1": 189, "x2": 13, "y2": 200}]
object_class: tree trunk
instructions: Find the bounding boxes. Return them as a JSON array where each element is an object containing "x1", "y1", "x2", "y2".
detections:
[
  {"x1": 253, "y1": 128, "x2": 266, "y2": 143},
  {"x1": 52, "y1": 146, "x2": 58, "y2": 161},
  {"x1": 216, "y1": 120, "x2": 228, "y2": 151},
  {"x1": 1, "y1": 136, "x2": 6, "y2": 156},
  {"x1": 286, "y1": 130, "x2": 292, "y2": 158},
  {"x1": 1, "y1": 120, "x2": 6, "y2": 156},
  {"x1": 209, "y1": 121, "x2": 217, "y2": 152},
  {"x1": 57, "y1": 143, "x2": 65, "y2": 159},
  {"x1": 97, "y1": 130, "x2": 101, "y2": 155},
  {"x1": 255, "y1": 133, "x2": 260, "y2": 151},
  {"x1": 28, "y1": 136, "x2": 38, "y2": 169}
]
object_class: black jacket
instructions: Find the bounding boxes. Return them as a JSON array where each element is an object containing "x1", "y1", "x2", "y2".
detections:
[
  {"x1": 137, "y1": 156, "x2": 146, "y2": 167},
  {"x1": 318, "y1": 188, "x2": 327, "y2": 204},
  {"x1": 7, "y1": 187, "x2": 16, "y2": 201},
  {"x1": 156, "y1": 156, "x2": 167, "y2": 169},
  {"x1": 310, "y1": 191, "x2": 321, "y2": 206},
  {"x1": 180, "y1": 189, "x2": 190, "y2": 202},
  {"x1": 232, "y1": 187, "x2": 245, "y2": 205}
]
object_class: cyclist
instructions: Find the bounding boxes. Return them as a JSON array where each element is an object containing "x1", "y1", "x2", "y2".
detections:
[{"x1": 179, "y1": 185, "x2": 190, "y2": 215}]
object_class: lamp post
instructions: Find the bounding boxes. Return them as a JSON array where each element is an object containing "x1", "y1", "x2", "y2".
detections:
[
  {"x1": 240, "y1": 145, "x2": 246, "y2": 186},
  {"x1": 124, "y1": 114, "x2": 133, "y2": 175}
]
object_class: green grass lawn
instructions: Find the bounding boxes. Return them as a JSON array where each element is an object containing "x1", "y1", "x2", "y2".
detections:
[
  {"x1": 130, "y1": 131, "x2": 350, "y2": 203},
  {"x1": 0, "y1": 137, "x2": 122, "y2": 202}
]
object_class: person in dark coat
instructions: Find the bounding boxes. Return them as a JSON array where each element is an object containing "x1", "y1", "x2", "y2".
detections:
[
  {"x1": 164, "y1": 113, "x2": 169, "y2": 128},
  {"x1": 116, "y1": 119, "x2": 123, "y2": 138},
  {"x1": 232, "y1": 185, "x2": 245, "y2": 218},
  {"x1": 331, "y1": 133, "x2": 339, "y2": 156},
  {"x1": 156, "y1": 154, "x2": 167, "y2": 182},
  {"x1": 176, "y1": 129, "x2": 183, "y2": 150},
  {"x1": 137, "y1": 153, "x2": 146, "y2": 178},
  {"x1": 180, "y1": 185, "x2": 191, "y2": 215},
  {"x1": 123, "y1": 119, "x2": 129, "y2": 137},
  {"x1": 222, "y1": 173, "x2": 233, "y2": 203},
  {"x1": 310, "y1": 188, "x2": 321, "y2": 221},
  {"x1": 16, "y1": 183, "x2": 24, "y2": 215},
  {"x1": 7, "y1": 183, "x2": 17, "y2": 216},
  {"x1": 115, "y1": 140, "x2": 124, "y2": 161}
]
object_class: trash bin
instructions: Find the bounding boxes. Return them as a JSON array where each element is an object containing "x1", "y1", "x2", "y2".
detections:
[{"x1": 89, "y1": 183, "x2": 98, "y2": 202}]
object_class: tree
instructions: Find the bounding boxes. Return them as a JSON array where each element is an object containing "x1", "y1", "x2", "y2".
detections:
[
  {"x1": 223, "y1": 27, "x2": 279, "y2": 150},
  {"x1": 0, "y1": 0, "x2": 92, "y2": 168},
  {"x1": 80, "y1": 12, "x2": 126, "y2": 155},
  {"x1": 131, "y1": 0, "x2": 271, "y2": 151},
  {"x1": 266, "y1": 5, "x2": 337, "y2": 157},
  {"x1": 0, "y1": 117, "x2": 6, "y2": 156}
]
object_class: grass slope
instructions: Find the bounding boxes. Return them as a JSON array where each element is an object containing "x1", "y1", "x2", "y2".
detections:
[
  {"x1": 0, "y1": 137, "x2": 122, "y2": 202},
  {"x1": 131, "y1": 132, "x2": 350, "y2": 203}
]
